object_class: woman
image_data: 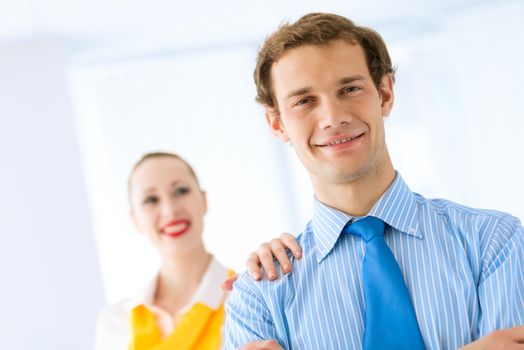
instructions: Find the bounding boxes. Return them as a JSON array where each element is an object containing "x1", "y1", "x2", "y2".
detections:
[{"x1": 95, "y1": 152, "x2": 300, "y2": 350}]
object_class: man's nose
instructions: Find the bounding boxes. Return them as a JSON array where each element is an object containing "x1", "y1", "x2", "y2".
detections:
[{"x1": 317, "y1": 98, "x2": 352, "y2": 130}]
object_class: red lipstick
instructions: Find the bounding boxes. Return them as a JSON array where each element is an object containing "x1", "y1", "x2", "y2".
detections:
[{"x1": 161, "y1": 219, "x2": 190, "y2": 238}]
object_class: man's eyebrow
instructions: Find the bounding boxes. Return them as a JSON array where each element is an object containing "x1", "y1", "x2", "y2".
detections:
[
  {"x1": 338, "y1": 75, "x2": 366, "y2": 85},
  {"x1": 285, "y1": 87, "x2": 311, "y2": 100}
]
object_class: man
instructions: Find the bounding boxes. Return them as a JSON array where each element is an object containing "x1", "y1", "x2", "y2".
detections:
[{"x1": 224, "y1": 13, "x2": 524, "y2": 350}]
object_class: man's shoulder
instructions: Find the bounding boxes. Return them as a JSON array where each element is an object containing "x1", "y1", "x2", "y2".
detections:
[
  {"x1": 294, "y1": 220, "x2": 315, "y2": 246},
  {"x1": 415, "y1": 194, "x2": 523, "y2": 259},
  {"x1": 415, "y1": 193, "x2": 520, "y2": 226}
]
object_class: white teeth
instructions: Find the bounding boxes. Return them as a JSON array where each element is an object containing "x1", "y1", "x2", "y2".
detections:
[
  {"x1": 327, "y1": 136, "x2": 354, "y2": 145},
  {"x1": 164, "y1": 223, "x2": 187, "y2": 234}
]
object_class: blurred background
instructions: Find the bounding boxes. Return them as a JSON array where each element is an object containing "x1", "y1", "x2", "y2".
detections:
[{"x1": 1, "y1": 0, "x2": 523, "y2": 348}]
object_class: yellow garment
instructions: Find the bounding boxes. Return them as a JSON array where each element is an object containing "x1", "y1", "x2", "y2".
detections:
[{"x1": 128, "y1": 270, "x2": 234, "y2": 350}]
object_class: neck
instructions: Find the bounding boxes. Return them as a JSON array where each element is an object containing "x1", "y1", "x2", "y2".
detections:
[
  {"x1": 154, "y1": 244, "x2": 211, "y2": 315},
  {"x1": 313, "y1": 157, "x2": 396, "y2": 216}
]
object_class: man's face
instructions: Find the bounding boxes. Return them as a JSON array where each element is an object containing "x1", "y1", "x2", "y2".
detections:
[{"x1": 266, "y1": 39, "x2": 394, "y2": 188}]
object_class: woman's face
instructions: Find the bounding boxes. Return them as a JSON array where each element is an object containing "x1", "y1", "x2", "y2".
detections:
[{"x1": 129, "y1": 156, "x2": 207, "y2": 257}]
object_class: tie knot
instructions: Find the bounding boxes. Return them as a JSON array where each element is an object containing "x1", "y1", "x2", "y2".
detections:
[{"x1": 343, "y1": 216, "x2": 385, "y2": 242}]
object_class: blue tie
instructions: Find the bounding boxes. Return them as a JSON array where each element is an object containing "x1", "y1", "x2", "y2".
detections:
[{"x1": 344, "y1": 216, "x2": 425, "y2": 350}]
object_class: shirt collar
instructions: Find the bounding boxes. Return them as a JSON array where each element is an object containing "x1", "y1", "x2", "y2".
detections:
[
  {"x1": 183, "y1": 256, "x2": 229, "y2": 311},
  {"x1": 312, "y1": 172, "x2": 421, "y2": 263},
  {"x1": 133, "y1": 256, "x2": 229, "y2": 312}
]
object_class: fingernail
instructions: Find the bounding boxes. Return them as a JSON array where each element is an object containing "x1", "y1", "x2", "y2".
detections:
[
  {"x1": 295, "y1": 250, "x2": 302, "y2": 258},
  {"x1": 252, "y1": 272, "x2": 261, "y2": 280},
  {"x1": 283, "y1": 264, "x2": 290, "y2": 273},
  {"x1": 268, "y1": 271, "x2": 276, "y2": 280}
]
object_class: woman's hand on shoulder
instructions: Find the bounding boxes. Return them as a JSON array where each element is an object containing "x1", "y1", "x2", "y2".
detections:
[
  {"x1": 221, "y1": 233, "x2": 301, "y2": 291},
  {"x1": 247, "y1": 233, "x2": 301, "y2": 281}
]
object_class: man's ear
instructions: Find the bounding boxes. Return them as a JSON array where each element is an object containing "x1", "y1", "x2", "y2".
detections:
[
  {"x1": 379, "y1": 73, "x2": 395, "y2": 118},
  {"x1": 265, "y1": 107, "x2": 290, "y2": 143}
]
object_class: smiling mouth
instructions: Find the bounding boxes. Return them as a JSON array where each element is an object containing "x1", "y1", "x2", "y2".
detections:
[
  {"x1": 319, "y1": 133, "x2": 363, "y2": 147},
  {"x1": 162, "y1": 220, "x2": 190, "y2": 238}
]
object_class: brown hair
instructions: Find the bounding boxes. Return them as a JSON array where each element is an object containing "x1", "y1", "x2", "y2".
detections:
[
  {"x1": 128, "y1": 152, "x2": 200, "y2": 195},
  {"x1": 254, "y1": 13, "x2": 396, "y2": 111}
]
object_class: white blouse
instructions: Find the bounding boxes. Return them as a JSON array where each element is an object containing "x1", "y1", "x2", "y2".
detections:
[{"x1": 94, "y1": 257, "x2": 229, "y2": 350}]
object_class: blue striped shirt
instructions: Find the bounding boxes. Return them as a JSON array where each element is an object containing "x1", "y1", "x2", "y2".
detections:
[{"x1": 224, "y1": 173, "x2": 524, "y2": 349}]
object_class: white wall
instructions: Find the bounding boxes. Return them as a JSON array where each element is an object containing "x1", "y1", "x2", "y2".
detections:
[
  {"x1": 387, "y1": 1, "x2": 524, "y2": 216},
  {"x1": 69, "y1": 47, "x2": 309, "y2": 302},
  {"x1": 68, "y1": 1, "x2": 524, "y2": 304},
  {"x1": 0, "y1": 39, "x2": 104, "y2": 349}
]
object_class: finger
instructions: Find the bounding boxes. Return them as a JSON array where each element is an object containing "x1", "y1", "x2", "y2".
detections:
[
  {"x1": 221, "y1": 275, "x2": 238, "y2": 291},
  {"x1": 268, "y1": 239, "x2": 292, "y2": 274},
  {"x1": 257, "y1": 244, "x2": 278, "y2": 280},
  {"x1": 263, "y1": 339, "x2": 284, "y2": 349},
  {"x1": 507, "y1": 324, "x2": 524, "y2": 342},
  {"x1": 246, "y1": 252, "x2": 263, "y2": 281},
  {"x1": 279, "y1": 233, "x2": 302, "y2": 259},
  {"x1": 238, "y1": 340, "x2": 283, "y2": 350}
]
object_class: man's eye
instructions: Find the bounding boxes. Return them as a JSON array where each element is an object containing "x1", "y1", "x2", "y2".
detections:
[
  {"x1": 342, "y1": 86, "x2": 361, "y2": 94},
  {"x1": 173, "y1": 187, "x2": 190, "y2": 196},
  {"x1": 295, "y1": 97, "x2": 313, "y2": 106}
]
